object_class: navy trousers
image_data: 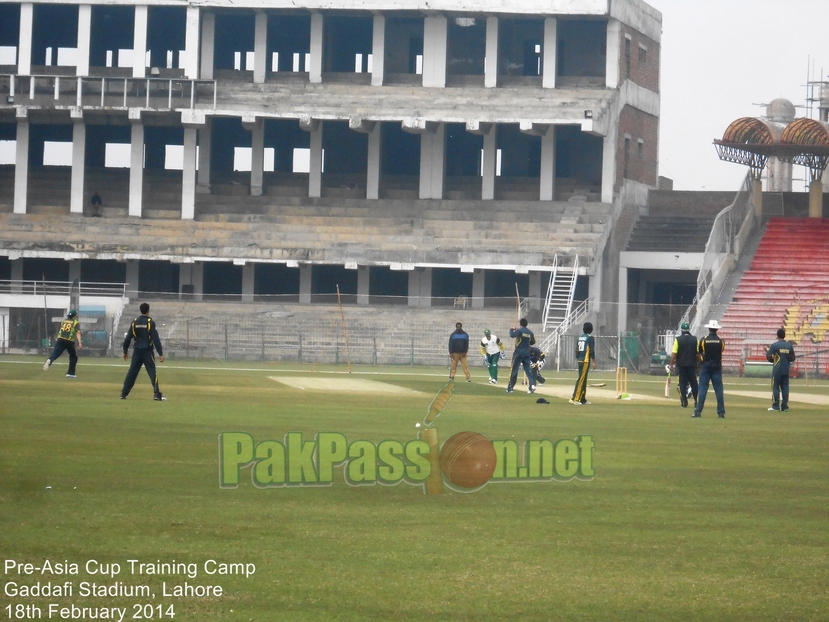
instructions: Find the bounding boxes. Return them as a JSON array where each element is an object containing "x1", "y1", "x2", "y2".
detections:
[
  {"x1": 49, "y1": 339, "x2": 78, "y2": 375},
  {"x1": 121, "y1": 349, "x2": 161, "y2": 397},
  {"x1": 771, "y1": 373, "x2": 789, "y2": 410},
  {"x1": 508, "y1": 353, "x2": 535, "y2": 389},
  {"x1": 696, "y1": 365, "x2": 725, "y2": 416}
]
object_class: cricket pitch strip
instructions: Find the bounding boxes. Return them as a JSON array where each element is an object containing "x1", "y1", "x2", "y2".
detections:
[{"x1": 269, "y1": 376, "x2": 422, "y2": 395}]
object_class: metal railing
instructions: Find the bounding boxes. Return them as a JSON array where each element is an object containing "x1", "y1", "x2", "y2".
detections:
[
  {"x1": 692, "y1": 173, "x2": 755, "y2": 332},
  {"x1": 3, "y1": 74, "x2": 217, "y2": 110},
  {"x1": 539, "y1": 297, "x2": 590, "y2": 353},
  {"x1": 0, "y1": 279, "x2": 127, "y2": 297}
]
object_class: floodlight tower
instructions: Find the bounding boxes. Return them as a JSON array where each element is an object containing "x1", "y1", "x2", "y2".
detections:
[
  {"x1": 713, "y1": 116, "x2": 781, "y2": 219},
  {"x1": 715, "y1": 97, "x2": 829, "y2": 219},
  {"x1": 764, "y1": 99, "x2": 795, "y2": 192}
]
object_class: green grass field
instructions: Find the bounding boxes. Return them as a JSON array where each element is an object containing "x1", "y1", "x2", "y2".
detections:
[{"x1": 2, "y1": 355, "x2": 828, "y2": 621}]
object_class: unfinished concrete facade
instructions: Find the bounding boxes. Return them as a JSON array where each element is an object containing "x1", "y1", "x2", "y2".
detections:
[{"x1": 0, "y1": 0, "x2": 661, "y2": 313}]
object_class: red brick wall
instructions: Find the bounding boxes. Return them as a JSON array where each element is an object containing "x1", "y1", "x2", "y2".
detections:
[
  {"x1": 616, "y1": 106, "x2": 659, "y2": 189},
  {"x1": 618, "y1": 26, "x2": 660, "y2": 93}
]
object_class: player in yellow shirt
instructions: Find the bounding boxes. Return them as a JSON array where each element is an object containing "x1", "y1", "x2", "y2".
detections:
[{"x1": 43, "y1": 309, "x2": 83, "y2": 378}]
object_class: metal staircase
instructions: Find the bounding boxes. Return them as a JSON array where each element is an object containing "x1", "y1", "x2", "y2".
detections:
[
  {"x1": 542, "y1": 255, "x2": 578, "y2": 333},
  {"x1": 538, "y1": 255, "x2": 585, "y2": 366}
]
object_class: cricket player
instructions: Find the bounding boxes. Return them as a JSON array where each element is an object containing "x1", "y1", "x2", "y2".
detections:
[{"x1": 570, "y1": 322, "x2": 597, "y2": 405}]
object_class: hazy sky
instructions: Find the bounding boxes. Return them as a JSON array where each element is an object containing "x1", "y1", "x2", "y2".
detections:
[{"x1": 648, "y1": 0, "x2": 829, "y2": 192}]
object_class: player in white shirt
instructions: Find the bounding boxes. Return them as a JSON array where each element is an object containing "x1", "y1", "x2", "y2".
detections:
[{"x1": 480, "y1": 329, "x2": 505, "y2": 384}]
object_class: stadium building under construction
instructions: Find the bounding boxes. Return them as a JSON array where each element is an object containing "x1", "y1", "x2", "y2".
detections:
[{"x1": 0, "y1": 0, "x2": 661, "y2": 336}]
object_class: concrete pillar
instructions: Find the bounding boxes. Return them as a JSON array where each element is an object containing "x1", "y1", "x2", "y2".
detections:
[
  {"x1": 591, "y1": 262, "x2": 602, "y2": 315},
  {"x1": 68, "y1": 260, "x2": 81, "y2": 284},
  {"x1": 765, "y1": 156, "x2": 792, "y2": 192},
  {"x1": 529, "y1": 272, "x2": 542, "y2": 310},
  {"x1": 253, "y1": 11, "x2": 267, "y2": 84},
  {"x1": 809, "y1": 179, "x2": 823, "y2": 218},
  {"x1": 605, "y1": 19, "x2": 622, "y2": 89},
  {"x1": 617, "y1": 265, "x2": 628, "y2": 334},
  {"x1": 540, "y1": 126, "x2": 556, "y2": 201},
  {"x1": 17, "y1": 3, "x2": 33, "y2": 76},
  {"x1": 357, "y1": 265, "x2": 369, "y2": 305},
  {"x1": 248, "y1": 119, "x2": 265, "y2": 196},
  {"x1": 371, "y1": 14, "x2": 385, "y2": 87},
  {"x1": 13, "y1": 120, "x2": 29, "y2": 215},
  {"x1": 242, "y1": 263, "x2": 255, "y2": 303},
  {"x1": 366, "y1": 123, "x2": 382, "y2": 200},
  {"x1": 422, "y1": 16, "x2": 447, "y2": 88},
  {"x1": 484, "y1": 17, "x2": 498, "y2": 88},
  {"x1": 472, "y1": 270, "x2": 484, "y2": 309},
  {"x1": 481, "y1": 125, "x2": 497, "y2": 200},
  {"x1": 76, "y1": 4, "x2": 92, "y2": 77},
  {"x1": 192, "y1": 263, "x2": 204, "y2": 301},
  {"x1": 408, "y1": 267, "x2": 432, "y2": 308},
  {"x1": 178, "y1": 265, "x2": 189, "y2": 296},
  {"x1": 181, "y1": 127, "x2": 197, "y2": 219},
  {"x1": 184, "y1": 6, "x2": 200, "y2": 79},
  {"x1": 133, "y1": 5, "x2": 148, "y2": 78},
  {"x1": 179, "y1": 264, "x2": 192, "y2": 298},
  {"x1": 197, "y1": 119, "x2": 212, "y2": 191},
  {"x1": 419, "y1": 124, "x2": 445, "y2": 200},
  {"x1": 542, "y1": 18, "x2": 557, "y2": 89},
  {"x1": 751, "y1": 177, "x2": 763, "y2": 219},
  {"x1": 309, "y1": 13, "x2": 323, "y2": 84},
  {"x1": 69, "y1": 121, "x2": 86, "y2": 214},
  {"x1": 421, "y1": 268, "x2": 433, "y2": 308},
  {"x1": 11, "y1": 259, "x2": 24, "y2": 291},
  {"x1": 407, "y1": 270, "x2": 419, "y2": 307},
  {"x1": 0, "y1": 309, "x2": 8, "y2": 349},
  {"x1": 129, "y1": 122, "x2": 144, "y2": 217},
  {"x1": 200, "y1": 12, "x2": 215, "y2": 80},
  {"x1": 299, "y1": 264, "x2": 312, "y2": 304},
  {"x1": 125, "y1": 260, "x2": 139, "y2": 298},
  {"x1": 308, "y1": 122, "x2": 323, "y2": 198},
  {"x1": 601, "y1": 132, "x2": 616, "y2": 204}
]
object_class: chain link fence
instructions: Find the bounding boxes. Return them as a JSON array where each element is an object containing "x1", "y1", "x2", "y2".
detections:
[
  {"x1": 142, "y1": 299, "x2": 691, "y2": 370},
  {"x1": 10, "y1": 298, "x2": 823, "y2": 376},
  {"x1": 0, "y1": 300, "x2": 689, "y2": 370},
  {"x1": 156, "y1": 316, "x2": 659, "y2": 372},
  {"x1": 159, "y1": 316, "x2": 513, "y2": 367}
]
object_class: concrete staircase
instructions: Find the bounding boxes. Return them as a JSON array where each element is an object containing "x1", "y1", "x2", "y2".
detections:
[
  {"x1": 1, "y1": 167, "x2": 613, "y2": 266},
  {"x1": 625, "y1": 190, "x2": 733, "y2": 253},
  {"x1": 625, "y1": 215, "x2": 714, "y2": 252}
]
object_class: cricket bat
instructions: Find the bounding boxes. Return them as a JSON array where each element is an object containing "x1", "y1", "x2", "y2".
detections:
[{"x1": 664, "y1": 364, "x2": 671, "y2": 398}]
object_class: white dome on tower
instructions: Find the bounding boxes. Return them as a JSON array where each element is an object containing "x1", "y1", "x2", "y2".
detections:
[{"x1": 766, "y1": 98, "x2": 796, "y2": 122}]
